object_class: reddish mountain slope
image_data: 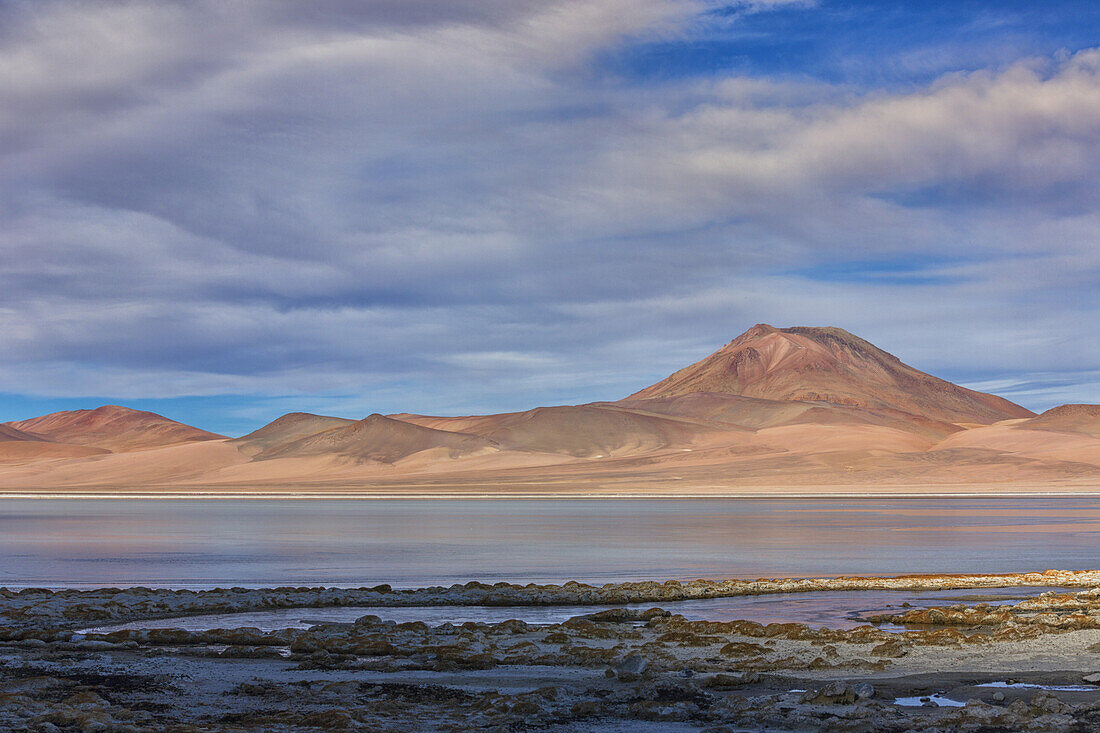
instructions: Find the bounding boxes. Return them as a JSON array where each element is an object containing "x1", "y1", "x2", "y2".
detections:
[
  {"x1": 627, "y1": 324, "x2": 1033, "y2": 425},
  {"x1": 3, "y1": 405, "x2": 225, "y2": 452},
  {"x1": 0, "y1": 424, "x2": 47, "y2": 442}
]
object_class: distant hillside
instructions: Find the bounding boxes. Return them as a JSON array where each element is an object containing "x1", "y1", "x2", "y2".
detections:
[
  {"x1": 395, "y1": 404, "x2": 729, "y2": 458},
  {"x1": 256, "y1": 413, "x2": 499, "y2": 463},
  {"x1": 3, "y1": 405, "x2": 225, "y2": 452},
  {"x1": 234, "y1": 412, "x2": 357, "y2": 453},
  {"x1": 1020, "y1": 404, "x2": 1100, "y2": 438}
]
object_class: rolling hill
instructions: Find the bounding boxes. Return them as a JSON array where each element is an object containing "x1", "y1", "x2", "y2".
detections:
[{"x1": 3, "y1": 405, "x2": 225, "y2": 452}]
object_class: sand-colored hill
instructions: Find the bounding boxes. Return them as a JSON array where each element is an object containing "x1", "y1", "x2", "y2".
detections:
[
  {"x1": 233, "y1": 412, "x2": 356, "y2": 454},
  {"x1": 3, "y1": 405, "x2": 225, "y2": 452},
  {"x1": 1, "y1": 325, "x2": 1097, "y2": 495},
  {"x1": 614, "y1": 392, "x2": 961, "y2": 441},
  {"x1": 0, "y1": 423, "x2": 109, "y2": 464},
  {"x1": 0, "y1": 424, "x2": 47, "y2": 442},
  {"x1": 394, "y1": 404, "x2": 732, "y2": 458},
  {"x1": 256, "y1": 413, "x2": 500, "y2": 463},
  {"x1": 933, "y1": 418, "x2": 1100, "y2": 468},
  {"x1": 0, "y1": 439, "x2": 248, "y2": 487},
  {"x1": 1019, "y1": 404, "x2": 1100, "y2": 438},
  {"x1": 627, "y1": 325, "x2": 1032, "y2": 425}
]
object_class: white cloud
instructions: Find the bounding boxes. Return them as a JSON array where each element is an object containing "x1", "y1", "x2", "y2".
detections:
[{"x1": 0, "y1": 0, "x2": 1098, "y2": 419}]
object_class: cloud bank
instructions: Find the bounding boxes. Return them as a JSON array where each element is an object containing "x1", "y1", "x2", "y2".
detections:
[{"x1": 2, "y1": 0, "x2": 1098, "y2": 432}]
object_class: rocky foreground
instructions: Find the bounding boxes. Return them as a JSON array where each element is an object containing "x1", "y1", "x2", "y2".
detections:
[{"x1": 4, "y1": 572, "x2": 1100, "y2": 731}]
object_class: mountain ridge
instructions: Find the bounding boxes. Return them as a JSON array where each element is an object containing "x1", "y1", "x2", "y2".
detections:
[{"x1": 3, "y1": 324, "x2": 1097, "y2": 494}]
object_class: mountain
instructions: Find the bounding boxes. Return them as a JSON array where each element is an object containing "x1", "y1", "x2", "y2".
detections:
[
  {"x1": 0, "y1": 424, "x2": 47, "y2": 442},
  {"x1": 234, "y1": 412, "x2": 357, "y2": 453},
  {"x1": 614, "y1": 392, "x2": 963, "y2": 440},
  {"x1": 2, "y1": 324, "x2": 1098, "y2": 495},
  {"x1": 1019, "y1": 404, "x2": 1100, "y2": 438},
  {"x1": 2, "y1": 405, "x2": 225, "y2": 452},
  {"x1": 627, "y1": 324, "x2": 1033, "y2": 425},
  {"x1": 255, "y1": 413, "x2": 499, "y2": 463},
  {"x1": 394, "y1": 404, "x2": 730, "y2": 458}
]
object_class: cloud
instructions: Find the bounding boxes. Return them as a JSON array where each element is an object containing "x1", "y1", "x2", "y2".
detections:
[{"x1": 0, "y1": 0, "x2": 1098, "y2": 429}]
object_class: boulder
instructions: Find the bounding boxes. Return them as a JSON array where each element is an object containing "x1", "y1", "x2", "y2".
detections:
[
  {"x1": 614, "y1": 654, "x2": 649, "y2": 682},
  {"x1": 799, "y1": 681, "x2": 872, "y2": 705}
]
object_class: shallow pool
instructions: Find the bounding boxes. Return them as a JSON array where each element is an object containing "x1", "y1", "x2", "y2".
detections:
[{"x1": 82, "y1": 585, "x2": 1069, "y2": 633}]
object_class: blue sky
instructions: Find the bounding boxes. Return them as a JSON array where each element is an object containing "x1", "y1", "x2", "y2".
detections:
[
  {"x1": 1, "y1": 0, "x2": 1099, "y2": 436},
  {"x1": 614, "y1": 1, "x2": 1100, "y2": 85}
]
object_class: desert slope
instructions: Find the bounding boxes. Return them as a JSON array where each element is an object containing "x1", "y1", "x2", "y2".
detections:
[
  {"x1": 394, "y1": 404, "x2": 733, "y2": 458},
  {"x1": 0, "y1": 423, "x2": 109, "y2": 463},
  {"x1": 3, "y1": 405, "x2": 225, "y2": 452},
  {"x1": 0, "y1": 424, "x2": 46, "y2": 443},
  {"x1": 256, "y1": 414, "x2": 500, "y2": 463},
  {"x1": 234, "y1": 412, "x2": 356, "y2": 454},
  {"x1": 1019, "y1": 404, "x2": 1100, "y2": 438},
  {"x1": 627, "y1": 324, "x2": 1033, "y2": 425}
]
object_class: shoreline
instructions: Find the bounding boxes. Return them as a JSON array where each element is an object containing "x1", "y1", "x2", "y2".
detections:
[
  {"x1": 3, "y1": 490, "x2": 1100, "y2": 499},
  {"x1": 5, "y1": 571, "x2": 1099, "y2": 627},
  {"x1": 4, "y1": 571, "x2": 1100, "y2": 731}
]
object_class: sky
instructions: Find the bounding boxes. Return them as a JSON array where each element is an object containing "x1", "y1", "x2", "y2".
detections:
[{"x1": 2, "y1": 0, "x2": 1099, "y2": 436}]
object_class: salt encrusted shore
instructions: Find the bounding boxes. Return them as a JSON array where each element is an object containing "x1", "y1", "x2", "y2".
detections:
[
  {"x1": 4, "y1": 571, "x2": 1100, "y2": 731},
  {"x1": 4, "y1": 569, "x2": 1100, "y2": 629}
]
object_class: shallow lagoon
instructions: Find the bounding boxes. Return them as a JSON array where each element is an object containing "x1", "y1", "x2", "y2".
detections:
[
  {"x1": 2, "y1": 497, "x2": 1099, "y2": 589},
  {"x1": 81, "y1": 585, "x2": 1066, "y2": 633}
]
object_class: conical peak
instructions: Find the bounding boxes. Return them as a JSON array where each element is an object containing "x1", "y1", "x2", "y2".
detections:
[
  {"x1": 626, "y1": 324, "x2": 1033, "y2": 424},
  {"x1": 728, "y1": 323, "x2": 779, "y2": 344},
  {"x1": 746, "y1": 323, "x2": 778, "y2": 335}
]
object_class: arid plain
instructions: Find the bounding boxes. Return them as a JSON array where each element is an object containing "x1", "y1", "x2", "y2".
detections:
[{"x1": 2, "y1": 324, "x2": 1098, "y2": 497}]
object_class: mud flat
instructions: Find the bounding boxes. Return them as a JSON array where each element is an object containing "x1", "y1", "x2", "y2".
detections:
[{"x1": 4, "y1": 572, "x2": 1100, "y2": 731}]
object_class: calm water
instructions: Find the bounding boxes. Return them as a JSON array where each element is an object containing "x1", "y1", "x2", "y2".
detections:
[
  {"x1": 82, "y1": 586, "x2": 1065, "y2": 633},
  {"x1": 2, "y1": 498, "x2": 1099, "y2": 589}
]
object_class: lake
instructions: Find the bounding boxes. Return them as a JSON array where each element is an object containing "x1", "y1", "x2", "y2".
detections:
[{"x1": 2, "y1": 497, "x2": 1099, "y2": 589}]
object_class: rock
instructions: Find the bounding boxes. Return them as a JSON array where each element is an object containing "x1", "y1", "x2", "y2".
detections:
[
  {"x1": 852, "y1": 682, "x2": 874, "y2": 700},
  {"x1": 614, "y1": 654, "x2": 648, "y2": 681},
  {"x1": 1030, "y1": 692, "x2": 1070, "y2": 715},
  {"x1": 571, "y1": 700, "x2": 604, "y2": 717},
  {"x1": 1083, "y1": 672, "x2": 1100, "y2": 684},
  {"x1": 704, "y1": 672, "x2": 759, "y2": 689},
  {"x1": 992, "y1": 691, "x2": 1005, "y2": 702},
  {"x1": 800, "y1": 681, "x2": 863, "y2": 705},
  {"x1": 870, "y1": 639, "x2": 908, "y2": 658},
  {"x1": 719, "y1": 641, "x2": 769, "y2": 657}
]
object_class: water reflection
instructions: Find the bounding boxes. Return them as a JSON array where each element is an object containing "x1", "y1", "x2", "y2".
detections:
[{"x1": 2, "y1": 498, "x2": 1099, "y2": 588}]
